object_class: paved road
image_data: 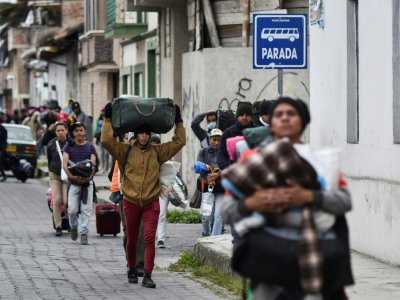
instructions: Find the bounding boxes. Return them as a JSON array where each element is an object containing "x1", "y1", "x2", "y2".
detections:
[{"x1": 0, "y1": 176, "x2": 228, "y2": 300}]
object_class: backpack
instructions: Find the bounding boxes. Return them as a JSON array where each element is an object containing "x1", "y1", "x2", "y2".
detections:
[{"x1": 217, "y1": 109, "x2": 236, "y2": 131}]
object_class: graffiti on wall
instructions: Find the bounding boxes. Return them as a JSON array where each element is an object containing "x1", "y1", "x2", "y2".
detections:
[
  {"x1": 217, "y1": 72, "x2": 310, "y2": 111},
  {"x1": 218, "y1": 78, "x2": 253, "y2": 110}
]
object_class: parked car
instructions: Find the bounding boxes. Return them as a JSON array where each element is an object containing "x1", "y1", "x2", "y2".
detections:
[{"x1": 3, "y1": 124, "x2": 37, "y2": 171}]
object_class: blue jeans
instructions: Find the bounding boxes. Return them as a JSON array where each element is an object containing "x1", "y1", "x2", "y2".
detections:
[
  {"x1": 211, "y1": 194, "x2": 225, "y2": 236},
  {"x1": 68, "y1": 182, "x2": 93, "y2": 235},
  {"x1": 201, "y1": 194, "x2": 216, "y2": 236}
]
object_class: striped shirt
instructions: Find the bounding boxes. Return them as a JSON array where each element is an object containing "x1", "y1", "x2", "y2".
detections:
[{"x1": 63, "y1": 142, "x2": 96, "y2": 163}]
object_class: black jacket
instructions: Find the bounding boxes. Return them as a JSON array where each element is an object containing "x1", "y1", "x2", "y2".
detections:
[
  {"x1": 0, "y1": 124, "x2": 7, "y2": 153},
  {"x1": 191, "y1": 114, "x2": 209, "y2": 148},
  {"x1": 196, "y1": 146, "x2": 224, "y2": 194},
  {"x1": 47, "y1": 137, "x2": 69, "y2": 175},
  {"x1": 41, "y1": 129, "x2": 56, "y2": 147},
  {"x1": 217, "y1": 121, "x2": 257, "y2": 170}
]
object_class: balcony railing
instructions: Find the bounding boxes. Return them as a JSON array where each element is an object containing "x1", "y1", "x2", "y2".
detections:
[
  {"x1": 130, "y1": 0, "x2": 186, "y2": 7},
  {"x1": 105, "y1": 0, "x2": 148, "y2": 39}
]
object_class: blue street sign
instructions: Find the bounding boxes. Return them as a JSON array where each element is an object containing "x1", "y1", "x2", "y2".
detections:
[{"x1": 253, "y1": 14, "x2": 307, "y2": 69}]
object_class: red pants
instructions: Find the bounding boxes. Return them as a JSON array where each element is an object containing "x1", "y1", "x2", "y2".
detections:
[{"x1": 123, "y1": 199, "x2": 160, "y2": 276}]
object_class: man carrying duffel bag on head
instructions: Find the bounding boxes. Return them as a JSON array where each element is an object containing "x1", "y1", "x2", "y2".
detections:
[{"x1": 101, "y1": 102, "x2": 186, "y2": 289}]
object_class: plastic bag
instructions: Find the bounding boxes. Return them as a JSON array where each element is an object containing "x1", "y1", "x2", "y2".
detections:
[
  {"x1": 293, "y1": 144, "x2": 341, "y2": 191},
  {"x1": 168, "y1": 174, "x2": 188, "y2": 208},
  {"x1": 160, "y1": 161, "x2": 181, "y2": 196},
  {"x1": 200, "y1": 192, "x2": 215, "y2": 216}
]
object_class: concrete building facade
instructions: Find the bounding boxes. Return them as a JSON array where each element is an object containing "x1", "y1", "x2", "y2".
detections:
[
  {"x1": 181, "y1": 0, "x2": 310, "y2": 192},
  {"x1": 80, "y1": 0, "x2": 119, "y2": 120},
  {"x1": 309, "y1": 0, "x2": 400, "y2": 264}
]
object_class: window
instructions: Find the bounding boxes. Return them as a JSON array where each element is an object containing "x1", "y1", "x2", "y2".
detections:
[
  {"x1": 137, "y1": 12, "x2": 146, "y2": 24},
  {"x1": 85, "y1": 0, "x2": 98, "y2": 32},
  {"x1": 134, "y1": 73, "x2": 142, "y2": 96},
  {"x1": 393, "y1": 0, "x2": 400, "y2": 143},
  {"x1": 147, "y1": 49, "x2": 156, "y2": 98},
  {"x1": 347, "y1": 0, "x2": 359, "y2": 143},
  {"x1": 122, "y1": 75, "x2": 130, "y2": 94},
  {"x1": 134, "y1": 64, "x2": 145, "y2": 96},
  {"x1": 164, "y1": 8, "x2": 171, "y2": 58}
]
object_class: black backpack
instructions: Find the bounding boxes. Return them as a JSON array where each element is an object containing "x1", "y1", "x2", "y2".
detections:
[{"x1": 217, "y1": 110, "x2": 236, "y2": 131}]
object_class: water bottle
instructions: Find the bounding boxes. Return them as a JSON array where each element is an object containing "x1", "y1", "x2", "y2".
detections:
[{"x1": 200, "y1": 187, "x2": 214, "y2": 217}]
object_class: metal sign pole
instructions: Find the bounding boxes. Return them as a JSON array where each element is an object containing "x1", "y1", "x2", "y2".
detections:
[{"x1": 278, "y1": 69, "x2": 283, "y2": 96}]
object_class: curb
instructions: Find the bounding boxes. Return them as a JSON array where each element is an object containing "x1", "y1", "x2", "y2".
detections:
[{"x1": 194, "y1": 235, "x2": 238, "y2": 277}]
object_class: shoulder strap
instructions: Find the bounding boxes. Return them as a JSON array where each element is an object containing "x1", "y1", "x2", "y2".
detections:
[
  {"x1": 121, "y1": 145, "x2": 132, "y2": 177},
  {"x1": 55, "y1": 140, "x2": 63, "y2": 161}
]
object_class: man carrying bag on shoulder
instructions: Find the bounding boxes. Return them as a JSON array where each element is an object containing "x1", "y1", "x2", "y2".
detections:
[{"x1": 101, "y1": 102, "x2": 186, "y2": 288}]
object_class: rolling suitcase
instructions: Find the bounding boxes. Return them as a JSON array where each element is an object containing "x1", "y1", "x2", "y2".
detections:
[{"x1": 96, "y1": 204, "x2": 121, "y2": 236}]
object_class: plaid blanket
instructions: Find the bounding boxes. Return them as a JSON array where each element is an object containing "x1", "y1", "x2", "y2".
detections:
[
  {"x1": 221, "y1": 138, "x2": 323, "y2": 293},
  {"x1": 221, "y1": 138, "x2": 320, "y2": 195}
]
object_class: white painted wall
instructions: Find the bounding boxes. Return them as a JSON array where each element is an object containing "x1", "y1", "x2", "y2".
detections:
[
  {"x1": 121, "y1": 12, "x2": 159, "y2": 98},
  {"x1": 310, "y1": 1, "x2": 400, "y2": 264},
  {"x1": 181, "y1": 47, "x2": 310, "y2": 193},
  {"x1": 122, "y1": 43, "x2": 138, "y2": 66},
  {"x1": 48, "y1": 59, "x2": 68, "y2": 106},
  {"x1": 147, "y1": 12, "x2": 158, "y2": 31}
]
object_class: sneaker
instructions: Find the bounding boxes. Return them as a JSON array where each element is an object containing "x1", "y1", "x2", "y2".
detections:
[
  {"x1": 55, "y1": 227, "x2": 62, "y2": 236},
  {"x1": 70, "y1": 228, "x2": 78, "y2": 241},
  {"x1": 157, "y1": 240, "x2": 165, "y2": 249},
  {"x1": 136, "y1": 266, "x2": 144, "y2": 277},
  {"x1": 127, "y1": 268, "x2": 138, "y2": 284},
  {"x1": 141, "y1": 276, "x2": 156, "y2": 288},
  {"x1": 80, "y1": 234, "x2": 88, "y2": 245}
]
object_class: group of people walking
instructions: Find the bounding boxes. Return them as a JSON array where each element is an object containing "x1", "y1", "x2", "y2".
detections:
[
  {"x1": 191, "y1": 98, "x2": 353, "y2": 299},
  {"x1": 42, "y1": 98, "x2": 186, "y2": 288},
  {"x1": 3, "y1": 93, "x2": 354, "y2": 298}
]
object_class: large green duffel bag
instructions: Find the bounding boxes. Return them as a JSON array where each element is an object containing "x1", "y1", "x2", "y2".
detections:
[{"x1": 111, "y1": 97, "x2": 176, "y2": 134}]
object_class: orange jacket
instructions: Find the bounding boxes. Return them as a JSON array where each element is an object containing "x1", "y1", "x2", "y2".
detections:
[{"x1": 110, "y1": 161, "x2": 120, "y2": 193}]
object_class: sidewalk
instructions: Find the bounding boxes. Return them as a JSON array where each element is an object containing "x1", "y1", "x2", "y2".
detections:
[{"x1": 195, "y1": 235, "x2": 400, "y2": 299}]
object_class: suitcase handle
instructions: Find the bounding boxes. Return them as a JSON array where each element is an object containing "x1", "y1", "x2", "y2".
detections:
[{"x1": 133, "y1": 101, "x2": 156, "y2": 117}]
